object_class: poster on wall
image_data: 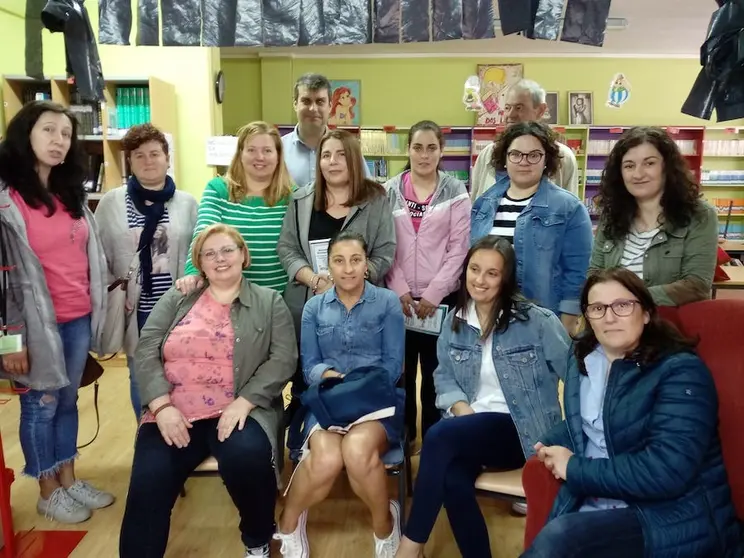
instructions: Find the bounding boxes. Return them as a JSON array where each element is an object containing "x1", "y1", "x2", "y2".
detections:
[
  {"x1": 568, "y1": 92, "x2": 594, "y2": 125},
  {"x1": 328, "y1": 80, "x2": 361, "y2": 126},
  {"x1": 476, "y1": 64, "x2": 524, "y2": 126},
  {"x1": 606, "y1": 73, "x2": 631, "y2": 109},
  {"x1": 542, "y1": 92, "x2": 559, "y2": 125}
]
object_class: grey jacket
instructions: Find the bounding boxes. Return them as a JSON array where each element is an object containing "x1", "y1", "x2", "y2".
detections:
[
  {"x1": 134, "y1": 281, "x2": 298, "y2": 482},
  {"x1": 94, "y1": 186, "x2": 198, "y2": 355},
  {"x1": 276, "y1": 184, "x2": 396, "y2": 337},
  {"x1": 0, "y1": 186, "x2": 107, "y2": 391}
]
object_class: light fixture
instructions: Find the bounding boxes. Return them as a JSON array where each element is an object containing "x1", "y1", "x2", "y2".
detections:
[{"x1": 494, "y1": 17, "x2": 629, "y2": 32}]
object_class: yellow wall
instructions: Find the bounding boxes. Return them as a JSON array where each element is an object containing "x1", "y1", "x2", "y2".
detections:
[
  {"x1": 222, "y1": 58, "x2": 262, "y2": 134},
  {"x1": 0, "y1": 1, "x2": 221, "y2": 198},
  {"x1": 222, "y1": 56, "x2": 744, "y2": 128}
]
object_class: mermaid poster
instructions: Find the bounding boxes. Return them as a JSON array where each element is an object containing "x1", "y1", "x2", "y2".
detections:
[
  {"x1": 329, "y1": 80, "x2": 360, "y2": 126},
  {"x1": 607, "y1": 73, "x2": 631, "y2": 109}
]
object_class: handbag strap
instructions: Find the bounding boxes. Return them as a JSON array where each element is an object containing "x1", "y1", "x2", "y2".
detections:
[
  {"x1": 77, "y1": 381, "x2": 100, "y2": 449},
  {"x1": 0, "y1": 223, "x2": 10, "y2": 333}
]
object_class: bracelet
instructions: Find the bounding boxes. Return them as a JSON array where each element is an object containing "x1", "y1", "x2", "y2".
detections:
[
  {"x1": 152, "y1": 402, "x2": 174, "y2": 418},
  {"x1": 311, "y1": 274, "x2": 321, "y2": 293}
]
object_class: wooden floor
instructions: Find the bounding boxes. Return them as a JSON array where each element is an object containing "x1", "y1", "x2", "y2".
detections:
[{"x1": 0, "y1": 358, "x2": 526, "y2": 557}]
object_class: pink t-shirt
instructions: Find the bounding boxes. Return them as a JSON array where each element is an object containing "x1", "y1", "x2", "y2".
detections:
[
  {"x1": 403, "y1": 172, "x2": 434, "y2": 233},
  {"x1": 142, "y1": 290, "x2": 235, "y2": 424},
  {"x1": 10, "y1": 190, "x2": 91, "y2": 322}
]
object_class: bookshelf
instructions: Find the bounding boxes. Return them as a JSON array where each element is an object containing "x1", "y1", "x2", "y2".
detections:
[{"x1": 2, "y1": 74, "x2": 178, "y2": 209}]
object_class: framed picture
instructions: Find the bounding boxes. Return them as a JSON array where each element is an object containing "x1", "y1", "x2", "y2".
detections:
[
  {"x1": 476, "y1": 64, "x2": 524, "y2": 126},
  {"x1": 542, "y1": 92, "x2": 558, "y2": 125},
  {"x1": 328, "y1": 80, "x2": 360, "y2": 126},
  {"x1": 568, "y1": 91, "x2": 593, "y2": 125}
]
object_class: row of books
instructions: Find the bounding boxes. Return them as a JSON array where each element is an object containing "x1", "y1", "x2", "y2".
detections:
[
  {"x1": 587, "y1": 139, "x2": 698, "y2": 157},
  {"x1": 109, "y1": 87, "x2": 151, "y2": 133},
  {"x1": 701, "y1": 169, "x2": 744, "y2": 184},
  {"x1": 21, "y1": 85, "x2": 52, "y2": 103},
  {"x1": 83, "y1": 153, "x2": 105, "y2": 192},
  {"x1": 703, "y1": 139, "x2": 744, "y2": 157}
]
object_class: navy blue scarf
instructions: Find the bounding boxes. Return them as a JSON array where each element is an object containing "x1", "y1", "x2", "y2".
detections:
[{"x1": 127, "y1": 175, "x2": 176, "y2": 295}]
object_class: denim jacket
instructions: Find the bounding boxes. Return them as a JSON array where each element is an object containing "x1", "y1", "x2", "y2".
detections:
[
  {"x1": 470, "y1": 175, "x2": 593, "y2": 316},
  {"x1": 433, "y1": 301, "x2": 571, "y2": 457},
  {"x1": 300, "y1": 282, "x2": 405, "y2": 386}
]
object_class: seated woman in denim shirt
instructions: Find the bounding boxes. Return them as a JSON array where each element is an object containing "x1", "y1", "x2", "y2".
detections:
[
  {"x1": 275, "y1": 231, "x2": 405, "y2": 558},
  {"x1": 395, "y1": 235, "x2": 571, "y2": 558},
  {"x1": 470, "y1": 122, "x2": 593, "y2": 333},
  {"x1": 523, "y1": 268, "x2": 742, "y2": 558}
]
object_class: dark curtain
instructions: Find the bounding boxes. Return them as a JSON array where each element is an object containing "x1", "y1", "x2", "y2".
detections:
[
  {"x1": 235, "y1": 0, "x2": 263, "y2": 46},
  {"x1": 433, "y1": 0, "x2": 462, "y2": 41},
  {"x1": 161, "y1": 0, "x2": 201, "y2": 46},
  {"x1": 25, "y1": 0, "x2": 45, "y2": 79},
  {"x1": 561, "y1": 0, "x2": 611, "y2": 47},
  {"x1": 401, "y1": 0, "x2": 429, "y2": 42},
  {"x1": 98, "y1": 0, "x2": 131, "y2": 45},
  {"x1": 462, "y1": 0, "x2": 494, "y2": 39},
  {"x1": 531, "y1": 0, "x2": 563, "y2": 41},
  {"x1": 136, "y1": 0, "x2": 159, "y2": 46},
  {"x1": 374, "y1": 0, "x2": 399, "y2": 43},
  {"x1": 203, "y1": 0, "x2": 238, "y2": 47}
]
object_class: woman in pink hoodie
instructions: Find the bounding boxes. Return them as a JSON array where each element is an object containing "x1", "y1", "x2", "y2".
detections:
[{"x1": 385, "y1": 121, "x2": 471, "y2": 443}]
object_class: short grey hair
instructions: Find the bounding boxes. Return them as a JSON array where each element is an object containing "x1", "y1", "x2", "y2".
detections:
[
  {"x1": 511, "y1": 79, "x2": 546, "y2": 107},
  {"x1": 293, "y1": 73, "x2": 331, "y2": 101}
]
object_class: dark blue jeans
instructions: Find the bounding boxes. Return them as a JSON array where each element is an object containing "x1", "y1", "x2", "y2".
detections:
[
  {"x1": 18, "y1": 314, "x2": 91, "y2": 478},
  {"x1": 521, "y1": 507, "x2": 645, "y2": 557},
  {"x1": 405, "y1": 412, "x2": 526, "y2": 558},
  {"x1": 119, "y1": 416, "x2": 277, "y2": 556}
]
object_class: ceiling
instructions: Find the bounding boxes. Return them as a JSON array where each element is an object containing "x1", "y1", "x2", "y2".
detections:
[{"x1": 221, "y1": 0, "x2": 716, "y2": 58}]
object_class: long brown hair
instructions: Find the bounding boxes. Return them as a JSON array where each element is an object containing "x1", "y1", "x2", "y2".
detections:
[
  {"x1": 575, "y1": 267, "x2": 696, "y2": 374},
  {"x1": 224, "y1": 121, "x2": 292, "y2": 206},
  {"x1": 314, "y1": 129, "x2": 383, "y2": 211}
]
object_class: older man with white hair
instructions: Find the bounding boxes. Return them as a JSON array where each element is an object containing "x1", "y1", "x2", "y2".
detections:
[{"x1": 470, "y1": 79, "x2": 579, "y2": 200}]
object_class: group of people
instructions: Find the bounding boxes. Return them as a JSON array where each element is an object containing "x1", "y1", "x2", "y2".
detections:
[{"x1": 0, "y1": 70, "x2": 740, "y2": 558}]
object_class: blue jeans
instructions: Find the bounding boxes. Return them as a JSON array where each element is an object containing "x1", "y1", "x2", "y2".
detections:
[
  {"x1": 18, "y1": 314, "x2": 91, "y2": 478},
  {"x1": 120, "y1": 416, "x2": 277, "y2": 556},
  {"x1": 521, "y1": 507, "x2": 645, "y2": 557},
  {"x1": 127, "y1": 310, "x2": 150, "y2": 421},
  {"x1": 405, "y1": 412, "x2": 526, "y2": 558}
]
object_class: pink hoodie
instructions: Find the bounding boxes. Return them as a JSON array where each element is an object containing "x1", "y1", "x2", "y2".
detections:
[{"x1": 385, "y1": 171, "x2": 471, "y2": 305}]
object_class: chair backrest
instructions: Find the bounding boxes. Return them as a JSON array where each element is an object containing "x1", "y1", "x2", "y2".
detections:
[{"x1": 660, "y1": 300, "x2": 744, "y2": 520}]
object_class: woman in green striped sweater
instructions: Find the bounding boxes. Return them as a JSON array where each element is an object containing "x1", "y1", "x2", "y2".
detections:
[{"x1": 177, "y1": 121, "x2": 293, "y2": 294}]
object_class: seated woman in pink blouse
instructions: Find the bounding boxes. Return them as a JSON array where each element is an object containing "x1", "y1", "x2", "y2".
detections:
[{"x1": 119, "y1": 224, "x2": 297, "y2": 558}]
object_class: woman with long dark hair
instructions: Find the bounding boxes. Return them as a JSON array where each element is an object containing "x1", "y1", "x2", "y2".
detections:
[
  {"x1": 0, "y1": 101, "x2": 110, "y2": 523},
  {"x1": 395, "y1": 235, "x2": 570, "y2": 558},
  {"x1": 524, "y1": 267, "x2": 742, "y2": 558},
  {"x1": 590, "y1": 127, "x2": 719, "y2": 306}
]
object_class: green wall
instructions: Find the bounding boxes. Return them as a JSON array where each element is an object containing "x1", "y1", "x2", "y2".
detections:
[
  {"x1": 221, "y1": 56, "x2": 744, "y2": 129},
  {"x1": 222, "y1": 58, "x2": 263, "y2": 134}
]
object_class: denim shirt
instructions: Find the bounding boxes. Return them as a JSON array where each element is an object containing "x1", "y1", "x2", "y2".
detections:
[
  {"x1": 300, "y1": 282, "x2": 405, "y2": 386},
  {"x1": 470, "y1": 174, "x2": 593, "y2": 316},
  {"x1": 433, "y1": 301, "x2": 571, "y2": 457}
]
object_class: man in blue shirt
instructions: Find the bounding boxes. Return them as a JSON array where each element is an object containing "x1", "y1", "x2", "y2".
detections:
[{"x1": 281, "y1": 73, "x2": 371, "y2": 188}]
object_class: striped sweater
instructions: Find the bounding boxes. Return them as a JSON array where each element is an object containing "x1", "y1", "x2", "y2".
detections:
[{"x1": 184, "y1": 177, "x2": 290, "y2": 293}]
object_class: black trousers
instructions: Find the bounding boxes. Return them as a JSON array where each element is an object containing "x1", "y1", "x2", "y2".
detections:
[{"x1": 119, "y1": 417, "x2": 276, "y2": 556}]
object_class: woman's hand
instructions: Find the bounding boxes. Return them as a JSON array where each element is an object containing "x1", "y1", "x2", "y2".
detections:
[
  {"x1": 538, "y1": 445, "x2": 574, "y2": 481},
  {"x1": 451, "y1": 401, "x2": 475, "y2": 417},
  {"x1": 155, "y1": 406, "x2": 193, "y2": 448},
  {"x1": 416, "y1": 298, "x2": 437, "y2": 319},
  {"x1": 315, "y1": 276, "x2": 333, "y2": 295},
  {"x1": 400, "y1": 293, "x2": 416, "y2": 318},
  {"x1": 1, "y1": 348, "x2": 29, "y2": 375},
  {"x1": 175, "y1": 275, "x2": 203, "y2": 295},
  {"x1": 321, "y1": 369, "x2": 345, "y2": 380},
  {"x1": 217, "y1": 397, "x2": 256, "y2": 442}
]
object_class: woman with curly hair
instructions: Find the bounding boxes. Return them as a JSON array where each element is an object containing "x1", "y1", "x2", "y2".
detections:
[
  {"x1": 590, "y1": 127, "x2": 719, "y2": 306},
  {"x1": 470, "y1": 121, "x2": 593, "y2": 334}
]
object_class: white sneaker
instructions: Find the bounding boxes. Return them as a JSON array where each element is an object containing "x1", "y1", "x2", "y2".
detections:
[
  {"x1": 66, "y1": 479, "x2": 115, "y2": 509},
  {"x1": 374, "y1": 500, "x2": 401, "y2": 558},
  {"x1": 273, "y1": 509, "x2": 310, "y2": 557},
  {"x1": 245, "y1": 544, "x2": 270, "y2": 557},
  {"x1": 512, "y1": 501, "x2": 528, "y2": 515},
  {"x1": 37, "y1": 487, "x2": 91, "y2": 524}
]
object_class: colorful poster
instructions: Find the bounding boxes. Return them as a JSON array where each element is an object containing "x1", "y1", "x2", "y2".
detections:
[
  {"x1": 606, "y1": 73, "x2": 631, "y2": 109},
  {"x1": 476, "y1": 64, "x2": 524, "y2": 126},
  {"x1": 329, "y1": 80, "x2": 361, "y2": 126}
]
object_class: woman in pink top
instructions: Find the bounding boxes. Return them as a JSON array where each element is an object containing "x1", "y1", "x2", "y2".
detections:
[
  {"x1": 385, "y1": 121, "x2": 471, "y2": 442},
  {"x1": 0, "y1": 101, "x2": 110, "y2": 524},
  {"x1": 120, "y1": 224, "x2": 297, "y2": 558}
]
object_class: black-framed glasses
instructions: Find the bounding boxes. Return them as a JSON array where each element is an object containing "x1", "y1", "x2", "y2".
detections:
[
  {"x1": 507, "y1": 150, "x2": 545, "y2": 165},
  {"x1": 584, "y1": 299, "x2": 640, "y2": 320}
]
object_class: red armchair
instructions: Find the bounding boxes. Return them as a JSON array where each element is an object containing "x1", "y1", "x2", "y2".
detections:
[{"x1": 522, "y1": 299, "x2": 744, "y2": 550}]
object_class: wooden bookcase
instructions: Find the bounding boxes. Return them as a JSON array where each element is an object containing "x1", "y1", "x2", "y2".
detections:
[{"x1": 2, "y1": 74, "x2": 177, "y2": 209}]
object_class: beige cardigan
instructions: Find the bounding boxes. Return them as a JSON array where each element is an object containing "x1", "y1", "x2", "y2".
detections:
[{"x1": 94, "y1": 186, "x2": 197, "y2": 355}]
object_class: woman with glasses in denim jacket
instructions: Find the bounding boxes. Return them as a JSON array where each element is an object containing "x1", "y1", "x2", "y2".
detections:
[
  {"x1": 470, "y1": 122, "x2": 593, "y2": 334},
  {"x1": 395, "y1": 235, "x2": 571, "y2": 558}
]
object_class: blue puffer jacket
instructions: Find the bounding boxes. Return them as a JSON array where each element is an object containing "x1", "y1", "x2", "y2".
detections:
[{"x1": 540, "y1": 350, "x2": 743, "y2": 558}]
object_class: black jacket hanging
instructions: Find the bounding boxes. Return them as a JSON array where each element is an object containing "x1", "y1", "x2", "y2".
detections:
[
  {"x1": 41, "y1": 0, "x2": 105, "y2": 102},
  {"x1": 681, "y1": 0, "x2": 744, "y2": 122}
]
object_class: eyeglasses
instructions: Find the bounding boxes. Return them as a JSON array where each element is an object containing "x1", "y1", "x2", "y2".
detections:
[
  {"x1": 507, "y1": 150, "x2": 545, "y2": 165},
  {"x1": 584, "y1": 299, "x2": 640, "y2": 320},
  {"x1": 200, "y1": 245, "x2": 239, "y2": 261}
]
